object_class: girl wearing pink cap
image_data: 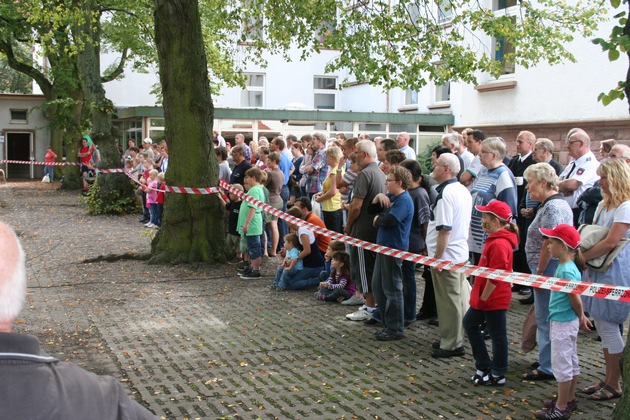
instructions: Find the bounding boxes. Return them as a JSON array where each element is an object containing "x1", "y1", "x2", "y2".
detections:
[
  {"x1": 463, "y1": 199, "x2": 518, "y2": 386},
  {"x1": 534, "y1": 224, "x2": 591, "y2": 419}
]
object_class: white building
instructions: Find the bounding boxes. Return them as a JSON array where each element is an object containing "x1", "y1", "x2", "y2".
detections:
[{"x1": 1, "y1": 1, "x2": 628, "y2": 178}]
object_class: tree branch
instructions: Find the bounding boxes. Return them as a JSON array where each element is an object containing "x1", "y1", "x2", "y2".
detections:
[
  {"x1": 101, "y1": 48, "x2": 128, "y2": 83},
  {"x1": 0, "y1": 40, "x2": 52, "y2": 97}
]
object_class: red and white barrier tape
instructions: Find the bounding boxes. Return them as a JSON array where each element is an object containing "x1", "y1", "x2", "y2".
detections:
[
  {"x1": 0, "y1": 159, "x2": 79, "y2": 166},
  {"x1": 217, "y1": 179, "x2": 630, "y2": 303},
  {"x1": 6, "y1": 157, "x2": 628, "y2": 302}
]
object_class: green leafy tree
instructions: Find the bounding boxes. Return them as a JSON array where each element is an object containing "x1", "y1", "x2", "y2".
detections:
[
  {"x1": 593, "y1": 0, "x2": 630, "y2": 111},
  {"x1": 0, "y1": 0, "x2": 150, "y2": 189},
  {"x1": 0, "y1": 45, "x2": 32, "y2": 93}
]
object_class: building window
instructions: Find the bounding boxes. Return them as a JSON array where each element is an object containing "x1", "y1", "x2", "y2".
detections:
[
  {"x1": 495, "y1": 37, "x2": 515, "y2": 75},
  {"x1": 240, "y1": 73, "x2": 265, "y2": 108},
  {"x1": 435, "y1": 82, "x2": 450, "y2": 102},
  {"x1": 495, "y1": 0, "x2": 518, "y2": 10},
  {"x1": 10, "y1": 109, "x2": 28, "y2": 123},
  {"x1": 437, "y1": 0, "x2": 453, "y2": 23},
  {"x1": 405, "y1": 89, "x2": 418, "y2": 105},
  {"x1": 314, "y1": 76, "x2": 337, "y2": 110}
]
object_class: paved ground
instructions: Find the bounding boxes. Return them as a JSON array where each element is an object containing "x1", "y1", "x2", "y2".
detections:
[{"x1": 0, "y1": 181, "x2": 621, "y2": 419}]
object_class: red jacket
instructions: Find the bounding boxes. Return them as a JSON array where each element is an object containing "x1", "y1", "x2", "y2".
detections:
[{"x1": 469, "y1": 228, "x2": 518, "y2": 311}]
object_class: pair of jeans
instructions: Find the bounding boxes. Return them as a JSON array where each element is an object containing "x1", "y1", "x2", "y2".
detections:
[
  {"x1": 275, "y1": 266, "x2": 299, "y2": 288},
  {"x1": 402, "y1": 260, "x2": 417, "y2": 323},
  {"x1": 322, "y1": 209, "x2": 343, "y2": 233},
  {"x1": 463, "y1": 307, "x2": 508, "y2": 376},
  {"x1": 371, "y1": 254, "x2": 404, "y2": 334},
  {"x1": 44, "y1": 165, "x2": 54, "y2": 181},
  {"x1": 278, "y1": 185, "x2": 290, "y2": 250},
  {"x1": 529, "y1": 259, "x2": 558, "y2": 376},
  {"x1": 153, "y1": 203, "x2": 163, "y2": 227},
  {"x1": 149, "y1": 204, "x2": 157, "y2": 225},
  {"x1": 282, "y1": 265, "x2": 324, "y2": 290}
]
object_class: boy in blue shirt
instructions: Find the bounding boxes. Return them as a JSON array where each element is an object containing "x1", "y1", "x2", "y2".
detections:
[{"x1": 368, "y1": 166, "x2": 414, "y2": 341}]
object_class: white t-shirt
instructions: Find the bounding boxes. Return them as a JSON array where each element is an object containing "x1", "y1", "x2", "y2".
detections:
[
  {"x1": 426, "y1": 179, "x2": 472, "y2": 263},
  {"x1": 400, "y1": 145, "x2": 416, "y2": 160},
  {"x1": 298, "y1": 226, "x2": 316, "y2": 245},
  {"x1": 465, "y1": 155, "x2": 483, "y2": 191},
  {"x1": 460, "y1": 149, "x2": 474, "y2": 170},
  {"x1": 559, "y1": 151, "x2": 600, "y2": 209}
]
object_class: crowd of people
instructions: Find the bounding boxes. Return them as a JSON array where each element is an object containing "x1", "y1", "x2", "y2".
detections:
[{"x1": 222, "y1": 128, "x2": 630, "y2": 420}]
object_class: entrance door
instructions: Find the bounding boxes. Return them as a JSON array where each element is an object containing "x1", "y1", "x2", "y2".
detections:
[{"x1": 6, "y1": 132, "x2": 34, "y2": 179}]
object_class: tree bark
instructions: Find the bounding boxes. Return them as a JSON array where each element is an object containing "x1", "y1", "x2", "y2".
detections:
[
  {"x1": 74, "y1": 0, "x2": 132, "y2": 198},
  {"x1": 151, "y1": 0, "x2": 226, "y2": 264}
]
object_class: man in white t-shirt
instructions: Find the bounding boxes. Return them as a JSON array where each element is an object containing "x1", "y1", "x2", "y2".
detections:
[
  {"x1": 396, "y1": 132, "x2": 416, "y2": 160},
  {"x1": 426, "y1": 153, "x2": 472, "y2": 359},
  {"x1": 558, "y1": 129, "x2": 600, "y2": 226}
]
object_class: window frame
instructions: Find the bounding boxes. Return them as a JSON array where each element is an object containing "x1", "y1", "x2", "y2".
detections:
[
  {"x1": 313, "y1": 76, "x2": 338, "y2": 110},
  {"x1": 240, "y1": 73, "x2": 265, "y2": 108}
]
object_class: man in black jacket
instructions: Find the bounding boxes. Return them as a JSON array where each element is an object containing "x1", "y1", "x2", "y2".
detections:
[{"x1": 508, "y1": 131, "x2": 537, "y2": 293}]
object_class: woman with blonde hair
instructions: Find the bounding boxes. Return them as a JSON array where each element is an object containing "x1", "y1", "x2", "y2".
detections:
[
  {"x1": 580, "y1": 158, "x2": 630, "y2": 401},
  {"x1": 314, "y1": 145, "x2": 344, "y2": 233}
]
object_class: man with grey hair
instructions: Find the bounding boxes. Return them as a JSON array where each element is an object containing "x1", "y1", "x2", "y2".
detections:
[
  {"x1": 344, "y1": 140, "x2": 387, "y2": 322},
  {"x1": 609, "y1": 144, "x2": 630, "y2": 162},
  {"x1": 426, "y1": 153, "x2": 472, "y2": 358},
  {"x1": 0, "y1": 222, "x2": 156, "y2": 419},
  {"x1": 533, "y1": 138, "x2": 563, "y2": 175},
  {"x1": 558, "y1": 129, "x2": 600, "y2": 226},
  {"x1": 441, "y1": 132, "x2": 465, "y2": 178},
  {"x1": 396, "y1": 132, "x2": 417, "y2": 160},
  {"x1": 469, "y1": 137, "x2": 517, "y2": 262},
  {"x1": 234, "y1": 133, "x2": 252, "y2": 161}
]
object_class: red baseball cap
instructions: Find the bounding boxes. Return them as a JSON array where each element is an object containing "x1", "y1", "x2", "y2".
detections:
[
  {"x1": 539, "y1": 224, "x2": 581, "y2": 249},
  {"x1": 475, "y1": 200, "x2": 512, "y2": 222}
]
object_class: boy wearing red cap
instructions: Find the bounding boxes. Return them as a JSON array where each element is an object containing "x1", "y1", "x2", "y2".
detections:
[
  {"x1": 463, "y1": 200, "x2": 519, "y2": 386},
  {"x1": 534, "y1": 224, "x2": 592, "y2": 419}
]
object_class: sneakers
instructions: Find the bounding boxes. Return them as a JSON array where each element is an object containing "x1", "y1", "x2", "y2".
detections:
[
  {"x1": 240, "y1": 270, "x2": 261, "y2": 279},
  {"x1": 144, "y1": 222, "x2": 155, "y2": 228},
  {"x1": 341, "y1": 295, "x2": 365, "y2": 306},
  {"x1": 236, "y1": 262, "x2": 250, "y2": 273},
  {"x1": 473, "y1": 372, "x2": 506, "y2": 386},
  {"x1": 534, "y1": 405, "x2": 572, "y2": 419},
  {"x1": 543, "y1": 398, "x2": 578, "y2": 413},
  {"x1": 346, "y1": 307, "x2": 373, "y2": 321},
  {"x1": 471, "y1": 369, "x2": 490, "y2": 385}
]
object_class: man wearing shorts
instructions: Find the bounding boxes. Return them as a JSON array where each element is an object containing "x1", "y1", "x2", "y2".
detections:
[{"x1": 343, "y1": 140, "x2": 386, "y2": 322}]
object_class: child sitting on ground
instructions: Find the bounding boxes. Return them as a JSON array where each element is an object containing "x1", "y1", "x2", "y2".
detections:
[
  {"x1": 319, "y1": 240, "x2": 347, "y2": 282},
  {"x1": 218, "y1": 183, "x2": 244, "y2": 264},
  {"x1": 273, "y1": 233, "x2": 303, "y2": 289},
  {"x1": 315, "y1": 251, "x2": 355, "y2": 303}
]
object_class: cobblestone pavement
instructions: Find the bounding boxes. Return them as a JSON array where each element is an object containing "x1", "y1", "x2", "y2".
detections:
[{"x1": 1, "y1": 181, "x2": 620, "y2": 419}]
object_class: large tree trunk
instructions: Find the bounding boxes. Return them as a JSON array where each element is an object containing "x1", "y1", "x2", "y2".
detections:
[
  {"x1": 151, "y1": 0, "x2": 226, "y2": 264},
  {"x1": 74, "y1": 0, "x2": 132, "y2": 199}
]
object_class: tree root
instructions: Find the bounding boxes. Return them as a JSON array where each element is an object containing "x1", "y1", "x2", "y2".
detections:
[{"x1": 82, "y1": 253, "x2": 151, "y2": 263}]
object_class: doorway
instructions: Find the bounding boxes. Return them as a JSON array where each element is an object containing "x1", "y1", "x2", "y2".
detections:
[{"x1": 5, "y1": 132, "x2": 34, "y2": 179}]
